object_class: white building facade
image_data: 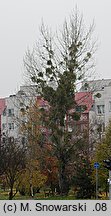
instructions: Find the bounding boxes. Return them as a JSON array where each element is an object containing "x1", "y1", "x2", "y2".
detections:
[
  {"x1": 81, "y1": 79, "x2": 111, "y2": 127},
  {"x1": 1, "y1": 80, "x2": 111, "y2": 147},
  {"x1": 1, "y1": 85, "x2": 37, "y2": 144}
]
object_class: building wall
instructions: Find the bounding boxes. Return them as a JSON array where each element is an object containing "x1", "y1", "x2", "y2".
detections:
[
  {"x1": 1, "y1": 81, "x2": 111, "y2": 146},
  {"x1": 80, "y1": 79, "x2": 111, "y2": 92},
  {"x1": 80, "y1": 80, "x2": 111, "y2": 146},
  {"x1": 92, "y1": 85, "x2": 111, "y2": 128},
  {"x1": 1, "y1": 95, "x2": 19, "y2": 139},
  {"x1": 1, "y1": 85, "x2": 38, "y2": 142},
  {"x1": 80, "y1": 79, "x2": 111, "y2": 127},
  {"x1": 104, "y1": 86, "x2": 111, "y2": 126}
]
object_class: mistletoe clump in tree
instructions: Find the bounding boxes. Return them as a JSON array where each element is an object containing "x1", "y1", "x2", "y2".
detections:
[{"x1": 24, "y1": 8, "x2": 96, "y2": 195}]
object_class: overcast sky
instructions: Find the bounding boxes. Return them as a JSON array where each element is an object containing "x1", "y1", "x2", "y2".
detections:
[{"x1": 0, "y1": 0, "x2": 111, "y2": 97}]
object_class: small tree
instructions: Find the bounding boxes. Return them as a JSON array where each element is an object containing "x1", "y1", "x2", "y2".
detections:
[
  {"x1": 72, "y1": 155, "x2": 94, "y2": 199},
  {"x1": 92, "y1": 120, "x2": 111, "y2": 197},
  {"x1": 0, "y1": 137, "x2": 26, "y2": 200},
  {"x1": 18, "y1": 159, "x2": 47, "y2": 196},
  {"x1": 24, "y1": 8, "x2": 96, "y2": 195},
  {"x1": 19, "y1": 99, "x2": 48, "y2": 196}
]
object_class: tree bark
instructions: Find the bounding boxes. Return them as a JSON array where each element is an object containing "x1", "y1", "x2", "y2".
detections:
[
  {"x1": 9, "y1": 186, "x2": 13, "y2": 200},
  {"x1": 58, "y1": 161, "x2": 69, "y2": 196}
]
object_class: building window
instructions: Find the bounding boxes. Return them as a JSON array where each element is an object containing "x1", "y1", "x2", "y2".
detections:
[
  {"x1": 8, "y1": 108, "x2": 14, "y2": 116},
  {"x1": 102, "y1": 122, "x2": 105, "y2": 132},
  {"x1": 2, "y1": 123, "x2": 6, "y2": 130},
  {"x1": 97, "y1": 123, "x2": 105, "y2": 133},
  {"x1": 109, "y1": 101, "x2": 111, "y2": 112},
  {"x1": 76, "y1": 105, "x2": 87, "y2": 112},
  {"x1": 8, "y1": 123, "x2": 14, "y2": 130},
  {"x1": 20, "y1": 102, "x2": 24, "y2": 107},
  {"x1": 3, "y1": 108, "x2": 6, "y2": 116},
  {"x1": 97, "y1": 105, "x2": 105, "y2": 114},
  {"x1": 2, "y1": 137, "x2": 6, "y2": 143},
  {"x1": 22, "y1": 137, "x2": 25, "y2": 145},
  {"x1": 20, "y1": 108, "x2": 25, "y2": 115},
  {"x1": 8, "y1": 136, "x2": 14, "y2": 143}
]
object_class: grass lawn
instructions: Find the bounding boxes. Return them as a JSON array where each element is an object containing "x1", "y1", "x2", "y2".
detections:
[
  {"x1": 0, "y1": 188, "x2": 107, "y2": 200},
  {"x1": 0, "y1": 189, "x2": 76, "y2": 200}
]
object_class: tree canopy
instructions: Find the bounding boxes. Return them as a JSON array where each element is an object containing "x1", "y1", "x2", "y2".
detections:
[{"x1": 24, "y1": 8, "x2": 96, "y2": 195}]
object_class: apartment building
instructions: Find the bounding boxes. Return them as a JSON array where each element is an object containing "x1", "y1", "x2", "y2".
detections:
[
  {"x1": 1, "y1": 95, "x2": 18, "y2": 139},
  {"x1": 1, "y1": 85, "x2": 37, "y2": 143},
  {"x1": 81, "y1": 80, "x2": 111, "y2": 122},
  {"x1": 0, "y1": 98, "x2": 6, "y2": 143},
  {"x1": 1, "y1": 80, "x2": 111, "y2": 147}
]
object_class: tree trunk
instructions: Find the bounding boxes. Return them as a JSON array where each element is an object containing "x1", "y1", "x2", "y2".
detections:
[
  {"x1": 9, "y1": 186, "x2": 13, "y2": 200},
  {"x1": 58, "y1": 161, "x2": 69, "y2": 196},
  {"x1": 30, "y1": 184, "x2": 34, "y2": 197}
]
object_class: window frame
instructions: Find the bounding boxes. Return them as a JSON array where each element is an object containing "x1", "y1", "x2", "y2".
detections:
[{"x1": 97, "y1": 105, "x2": 105, "y2": 115}]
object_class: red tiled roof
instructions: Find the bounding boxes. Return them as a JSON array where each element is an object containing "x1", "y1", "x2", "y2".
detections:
[
  {"x1": 37, "y1": 96, "x2": 49, "y2": 107},
  {"x1": 0, "y1": 98, "x2": 6, "y2": 115},
  {"x1": 75, "y1": 92, "x2": 94, "y2": 113},
  {"x1": 36, "y1": 93, "x2": 94, "y2": 114}
]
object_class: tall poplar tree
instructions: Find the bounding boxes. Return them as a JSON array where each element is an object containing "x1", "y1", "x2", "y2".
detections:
[{"x1": 24, "y1": 8, "x2": 96, "y2": 195}]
